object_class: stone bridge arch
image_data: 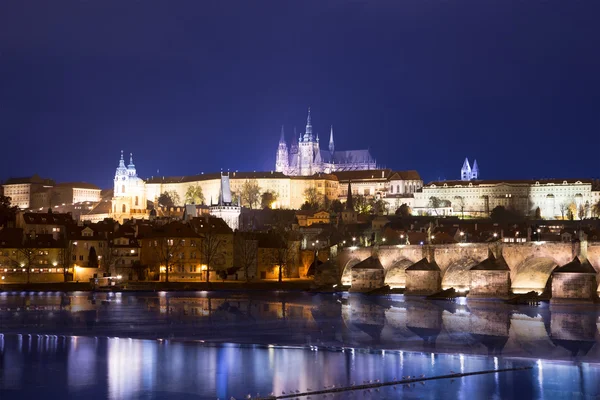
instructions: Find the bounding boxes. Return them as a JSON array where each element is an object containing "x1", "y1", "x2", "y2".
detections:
[
  {"x1": 338, "y1": 248, "x2": 371, "y2": 286},
  {"x1": 384, "y1": 259, "x2": 414, "y2": 289},
  {"x1": 341, "y1": 258, "x2": 361, "y2": 285},
  {"x1": 511, "y1": 257, "x2": 560, "y2": 294},
  {"x1": 441, "y1": 257, "x2": 481, "y2": 291}
]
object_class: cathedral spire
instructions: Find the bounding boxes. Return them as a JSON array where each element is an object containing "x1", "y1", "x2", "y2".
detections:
[
  {"x1": 304, "y1": 107, "x2": 313, "y2": 141},
  {"x1": 329, "y1": 125, "x2": 335, "y2": 153},
  {"x1": 279, "y1": 125, "x2": 285, "y2": 144},
  {"x1": 128, "y1": 152, "x2": 135, "y2": 167},
  {"x1": 119, "y1": 150, "x2": 125, "y2": 168},
  {"x1": 346, "y1": 181, "x2": 354, "y2": 211}
]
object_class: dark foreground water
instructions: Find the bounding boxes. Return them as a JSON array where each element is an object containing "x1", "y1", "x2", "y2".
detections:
[{"x1": 0, "y1": 291, "x2": 599, "y2": 399}]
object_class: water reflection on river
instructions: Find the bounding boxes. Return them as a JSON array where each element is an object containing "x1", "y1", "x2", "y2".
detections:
[
  {"x1": 1, "y1": 291, "x2": 599, "y2": 360},
  {"x1": 0, "y1": 291, "x2": 599, "y2": 399},
  {"x1": 0, "y1": 335, "x2": 598, "y2": 400}
]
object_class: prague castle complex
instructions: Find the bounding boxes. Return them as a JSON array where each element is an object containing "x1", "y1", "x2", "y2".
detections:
[{"x1": 3, "y1": 110, "x2": 599, "y2": 224}]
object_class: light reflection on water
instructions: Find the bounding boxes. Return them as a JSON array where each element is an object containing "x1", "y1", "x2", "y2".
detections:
[
  {"x1": 0, "y1": 335, "x2": 598, "y2": 399},
  {"x1": 0, "y1": 292, "x2": 599, "y2": 398}
]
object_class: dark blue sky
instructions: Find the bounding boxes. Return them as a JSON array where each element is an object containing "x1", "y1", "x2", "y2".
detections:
[{"x1": 1, "y1": 1, "x2": 599, "y2": 189}]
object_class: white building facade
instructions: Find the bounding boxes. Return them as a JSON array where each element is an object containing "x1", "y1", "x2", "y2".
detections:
[
  {"x1": 111, "y1": 151, "x2": 148, "y2": 223},
  {"x1": 412, "y1": 159, "x2": 597, "y2": 219}
]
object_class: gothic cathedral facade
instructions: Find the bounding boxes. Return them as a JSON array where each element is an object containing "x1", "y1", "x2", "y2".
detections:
[{"x1": 275, "y1": 108, "x2": 377, "y2": 176}]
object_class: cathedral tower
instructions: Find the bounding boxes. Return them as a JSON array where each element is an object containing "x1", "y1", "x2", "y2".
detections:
[
  {"x1": 275, "y1": 125, "x2": 289, "y2": 173},
  {"x1": 471, "y1": 160, "x2": 479, "y2": 180},
  {"x1": 461, "y1": 158, "x2": 472, "y2": 181},
  {"x1": 209, "y1": 173, "x2": 240, "y2": 231},
  {"x1": 299, "y1": 107, "x2": 318, "y2": 176}
]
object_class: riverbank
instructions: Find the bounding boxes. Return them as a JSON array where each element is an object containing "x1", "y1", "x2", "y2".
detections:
[{"x1": 0, "y1": 279, "x2": 317, "y2": 293}]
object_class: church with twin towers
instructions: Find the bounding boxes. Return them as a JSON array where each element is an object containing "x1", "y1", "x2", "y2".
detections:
[{"x1": 275, "y1": 108, "x2": 377, "y2": 176}]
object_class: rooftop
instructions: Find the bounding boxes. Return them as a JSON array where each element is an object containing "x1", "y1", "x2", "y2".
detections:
[{"x1": 426, "y1": 178, "x2": 592, "y2": 187}]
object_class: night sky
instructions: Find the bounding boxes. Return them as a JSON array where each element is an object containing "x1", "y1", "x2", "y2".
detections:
[{"x1": 1, "y1": 1, "x2": 599, "y2": 189}]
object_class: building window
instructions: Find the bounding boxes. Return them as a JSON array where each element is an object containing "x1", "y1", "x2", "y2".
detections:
[
  {"x1": 135, "y1": 196, "x2": 139, "y2": 206},
  {"x1": 122, "y1": 204, "x2": 126, "y2": 213},
  {"x1": 122, "y1": 185, "x2": 125, "y2": 194},
  {"x1": 79, "y1": 255, "x2": 83, "y2": 261}
]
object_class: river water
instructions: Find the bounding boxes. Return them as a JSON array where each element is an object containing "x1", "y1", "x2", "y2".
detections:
[{"x1": 0, "y1": 291, "x2": 598, "y2": 399}]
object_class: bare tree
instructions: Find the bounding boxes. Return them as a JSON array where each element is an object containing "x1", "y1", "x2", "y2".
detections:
[
  {"x1": 152, "y1": 234, "x2": 184, "y2": 283},
  {"x1": 577, "y1": 203, "x2": 589, "y2": 220},
  {"x1": 428, "y1": 196, "x2": 442, "y2": 216},
  {"x1": 303, "y1": 187, "x2": 319, "y2": 208},
  {"x1": 559, "y1": 202, "x2": 569, "y2": 220},
  {"x1": 234, "y1": 233, "x2": 257, "y2": 282},
  {"x1": 240, "y1": 179, "x2": 261, "y2": 209},
  {"x1": 267, "y1": 229, "x2": 297, "y2": 283},
  {"x1": 58, "y1": 238, "x2": 75, "y2": 282},
  {"x1": 200, "y1": 225, "x2": 224, "y2": 283},
  {"x1": 11, "y1": 236, "x2": 42, "y2": 284},
  {"x1": 592, "y1": 200, "x2": 600, "y2": 218},
  {"x1": 99, "y1": 240, "x2": 122, "y2": 277},
  {"x1": 455, "y1": 196, "x2": 465, "y2": 219}
]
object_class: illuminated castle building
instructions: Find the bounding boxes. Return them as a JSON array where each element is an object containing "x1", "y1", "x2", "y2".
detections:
[{"x1": 275, "y1": 108, "x2": 377, "y2": 176}]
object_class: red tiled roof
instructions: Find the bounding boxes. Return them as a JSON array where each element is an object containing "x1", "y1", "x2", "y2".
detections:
[{"x1": 55, "y1": 182, "x2": 101, "y2": 190}]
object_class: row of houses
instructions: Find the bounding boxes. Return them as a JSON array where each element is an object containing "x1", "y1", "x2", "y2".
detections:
[{"x1": 0, "y1": 210, "x2": 313, "y2": 284}]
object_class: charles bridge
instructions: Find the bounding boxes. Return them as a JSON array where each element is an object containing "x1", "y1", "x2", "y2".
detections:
[{"x1": 338, "y1": 240, "x2": 600, "y2": 294}]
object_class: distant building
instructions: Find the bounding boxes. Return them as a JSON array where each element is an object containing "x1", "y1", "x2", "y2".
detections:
[
  {"x1": 2, "y1": 175, "x2": 55, "y2": 209},
  {"x1": 54, "y1": 182, "x2": 102, "y2": 205},
  {"x1": 412, "y1": 158, "x2": 597, "y2": 219},
  {"x1": 295, "y1": 210, "x2": 331, "y2": 227},
  {"x1": 415, "y1": 178, "x2": 595, "y2": 219}
]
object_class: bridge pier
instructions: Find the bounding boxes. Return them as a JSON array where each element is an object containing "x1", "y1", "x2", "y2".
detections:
[{"x1": 405, "y1": 258, "x2": 441, "y2": 296}]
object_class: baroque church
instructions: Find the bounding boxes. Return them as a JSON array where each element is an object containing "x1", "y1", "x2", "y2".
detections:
[
  {"x1": 111, "y1": 151, "x2": 148, "y2": 223},
  {"x1": 275, "y1": 108, "x2": 377, "y2": 176}
]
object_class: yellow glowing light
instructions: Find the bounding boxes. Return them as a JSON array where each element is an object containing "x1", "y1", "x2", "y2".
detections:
[
  {"x1": 201, "y1": 265, "x2": 207, "y2": 271},
  {"x1": 160, "y1": 266, "x2": 166, "y2": 272},
  {"x1": 53, "y1": 262, "x2": 58, "y2": 267}
]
